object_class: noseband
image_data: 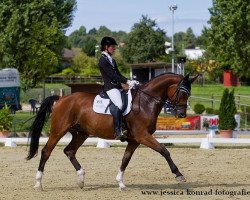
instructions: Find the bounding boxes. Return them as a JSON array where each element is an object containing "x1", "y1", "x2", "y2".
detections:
[{"x1": 167, "y1": 83, "x2": 191, "y2": 110}]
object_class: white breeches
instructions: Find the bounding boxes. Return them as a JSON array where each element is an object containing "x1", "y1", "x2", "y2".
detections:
[{"x1": 106, "y1": 89, "x2": 123, "y2": 110}]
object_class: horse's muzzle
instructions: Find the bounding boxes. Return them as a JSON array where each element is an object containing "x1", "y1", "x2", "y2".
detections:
[
  {"x1": 171, "y1": 109, "x2": 186, "y2": 118},
  {"x1": 177, "y1": 113, "x2": 186, "y2": 118}
]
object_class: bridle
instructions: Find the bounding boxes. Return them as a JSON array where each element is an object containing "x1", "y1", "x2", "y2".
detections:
[
  {"x1": 167, "y1": 80, "x2": 191, "y2": 111},
  {"x1": 132, "y1": 80, "x2": 191, "y2": 113}
]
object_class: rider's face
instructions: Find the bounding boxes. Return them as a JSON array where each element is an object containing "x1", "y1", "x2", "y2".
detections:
[{"x1": 106, "y1": 45, "x2": 116, "y2": 55}]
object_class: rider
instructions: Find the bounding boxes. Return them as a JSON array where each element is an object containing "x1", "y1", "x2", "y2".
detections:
[{"x1": 98, "y1": 36, "x2": 137, "y2": 140}]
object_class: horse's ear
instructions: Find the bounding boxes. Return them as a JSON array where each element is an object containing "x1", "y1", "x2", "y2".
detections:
[
  {"x1": 189, "y1": 74, "x2": 200, "y2": 84},
  {"x1": 182, "y1": 73, "x2": 190, "y2": 82},
  {"x1": 184, "y1": 73, "x2": 190, "y2": 79}
]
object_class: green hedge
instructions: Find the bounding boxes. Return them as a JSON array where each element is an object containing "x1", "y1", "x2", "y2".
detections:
[{"x1": 194, "y1": 103, "x2": 205, "y2": 114}]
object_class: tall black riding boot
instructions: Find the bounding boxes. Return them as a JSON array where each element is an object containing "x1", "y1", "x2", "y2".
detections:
[{"x1": 110, "y1": 106, "x2": 127, "y2": 140}]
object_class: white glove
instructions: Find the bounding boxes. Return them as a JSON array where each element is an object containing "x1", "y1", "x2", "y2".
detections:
[{"x1": 127, "y1": 80, "x2": 139, "y2": 89}]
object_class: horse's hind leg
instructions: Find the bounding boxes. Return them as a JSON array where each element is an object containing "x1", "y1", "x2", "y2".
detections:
[
  {"x1": 34, "y1": 131, "x2": 66, "y2": 190},
  {"x1": 116, "y1": 141, "x2": 139, "y2": 191},
  {"x1": 140, "y1": 134, "x2": 186, "y2": 182},
  {"x1": 64, "y1": 127, "x2": 88, "y2": 189}
]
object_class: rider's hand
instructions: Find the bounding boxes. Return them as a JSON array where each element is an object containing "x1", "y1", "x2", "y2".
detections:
[{"x1": 127, "y1": 80, "x2": 139, "y2": 89}]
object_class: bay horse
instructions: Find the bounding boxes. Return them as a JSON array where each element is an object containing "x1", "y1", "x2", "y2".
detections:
[{"x1": 27, "y1": 73, "x2": 198, "y2": 191}]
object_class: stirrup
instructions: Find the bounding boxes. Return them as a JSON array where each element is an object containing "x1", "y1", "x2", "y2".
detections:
[{"x1": 115, "y1": 129, "x2": 127, "y2": 140}]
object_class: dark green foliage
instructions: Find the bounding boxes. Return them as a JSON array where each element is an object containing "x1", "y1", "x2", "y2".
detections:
[
  {"x1": 173, "y1": 27, "x2": 202, "y2": 60},
  {"x1": 240, "y1": 105, "x2": 250, "y2": 113},
  {"x1": 218, "y1": 88, "x2": 237, "y2": 130},
  {"x1": 174, "y1": 27, "x2": 196, "y2": 50},
  {"x1": 213, "y1": 109, "x2": 220, "y2": 115},
  {"x1": 67, "y1": 26, "x2": 87, "y2": 47},
  {"x1": 10, "y1": 112, "x2": 51, "y2": 134},
  {"x1": 82, "y1": 36, "x2": 98, "y2": 56},
  {"x1": 194, "y1": 103, "x2": 205, "y2": 114},
  {"x1": 121, "y1": 15, "x2": 166, "y2": 63},
  {"x1": 67, "y1": 23, "x2": 207, "y2": 66},
  {"x1": 205, "y1": 107, "x2": 214, "y2": 114},
  {"x1": 208, "y1": 0, "x2": 250, "y2": 76},
  {"x1": 0, "y1": 0, "x2": 77, "y2": 89},
  {"x1": 0, "y1": 104, "x2": 14, "y2": 131},
  {"x1": 67, "y1": 25, "x2": 127, "y2": 54}
]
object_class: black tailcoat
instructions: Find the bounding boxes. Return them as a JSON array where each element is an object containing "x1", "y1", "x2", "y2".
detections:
[{"x1": 98, "y1": 54, "x2": 127, "y2": 91}]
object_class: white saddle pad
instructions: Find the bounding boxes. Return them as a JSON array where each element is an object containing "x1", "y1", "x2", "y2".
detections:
[{"x1": 93, "y1": 90, "x2": 132, "y2": 116}]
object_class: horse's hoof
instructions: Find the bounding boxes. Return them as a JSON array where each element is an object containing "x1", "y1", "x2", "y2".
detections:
[
  {"x1": 175, "y1": 175, "x2": 186, "y2": 182},
  {"x1": 77, "y1": 181, "x2": 84, "y2": 189},
  {"x1": 34, "y1": 184, "x2": 43, "y2": 191},
  {"x1": 119, "y1": 186, "x2": 127, "y2": 192}
]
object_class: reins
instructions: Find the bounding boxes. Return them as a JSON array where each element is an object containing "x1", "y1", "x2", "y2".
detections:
[
  {"x1": 131, "y1": 88, "x2": 164, "y2": 114},
  {"x1": 131, "y1": 80, "x2": 191, "y2": 114},
  {"x1": 137, "y1": 88, "x2": 165, "y2": 104}
]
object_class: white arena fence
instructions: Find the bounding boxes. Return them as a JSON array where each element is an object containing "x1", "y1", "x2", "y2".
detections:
[{"x1": 1, "y1": 130, "x2": 250, "y2": 149}]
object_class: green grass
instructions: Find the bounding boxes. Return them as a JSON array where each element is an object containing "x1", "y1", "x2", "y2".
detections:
[
  {"x1": 21, "y1": 83, "x2": 71, "y2": 104},
  {"x1": 191, "y1": 84, "x2": 250, "y2": 96},
  {"x1": 189, "y1": 84, "x2": 250, "y2": 129},
  {"x1": 190, "y1": 84, "x2": 250, "y2": 110},
  {"x1": 10, "y1": 111, "x2": 50, "y2": 134},
  {"x1": 12, "y1": 112, "x2": 34, "y2": 131}
]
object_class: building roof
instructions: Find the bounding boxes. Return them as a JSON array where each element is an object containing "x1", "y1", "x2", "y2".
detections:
[{"x1": 62, "y1": 48, "x2": 75, "y2": 60}]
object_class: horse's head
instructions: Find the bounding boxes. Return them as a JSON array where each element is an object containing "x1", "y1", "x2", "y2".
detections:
[{"x1": 166, "y1": 74, "x2": 199, "y2": 118}]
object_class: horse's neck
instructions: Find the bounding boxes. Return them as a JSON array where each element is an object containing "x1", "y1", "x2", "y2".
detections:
[
  {"x1": 143, "y1": 74, "x2": 180, "y2": 101},
  {"x1": 134, "y1": 74, "x2": 181, "y2": 123}
]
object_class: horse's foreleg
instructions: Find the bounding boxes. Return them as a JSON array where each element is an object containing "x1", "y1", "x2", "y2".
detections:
[
  {"x1": 64, "y1": 131, "x2": 88, "y2": 189},
  {"x1": 140, "y1": 134, "x2": 186, "y2": 182},
  {"x1": 116, "y1": 141, "x2": 139, "y2": 191}
]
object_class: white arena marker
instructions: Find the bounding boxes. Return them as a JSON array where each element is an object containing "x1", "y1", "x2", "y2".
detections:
[
  {"x1": 96, "y1": 139, "x2": 110, "y2": 148},
  {"x1": 5, "y1": 138, "x2": 17, "y2": 147},
  {"x1": 200, "y1": 138, "x2": 214, "y2": 149}
]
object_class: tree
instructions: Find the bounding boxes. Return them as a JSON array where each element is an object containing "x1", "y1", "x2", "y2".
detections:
[
  {"x1": 196, "y1": 27, "x2": 210, "y2": 49},
  {"x1": 88, "y1": 28, "x2": 97, "y2": 35},
  {"x1": 172, "y1": 27, "x2": 197, "y2": 59},
  {"x1": 97, "y1": 26, "x2": 112, "y2": 37},
  {"x1": 218, "y1": 88, "x2": 237, "y2": 130},
  {"x1": 208, "y1": 0, "x2": 250, "y2": 76},
  {"x1": 0, "y1": 0, "x2": 76, "y2": 89},
  {"x1": 68, "y1": 27, "x2": 98, "y2": 56},
  {"x1": 186, "y1": 51, "x2": 220, "y2": 85},
  {"x1": 67, "y1": 48, "x2": 99, "y2": 76},
  {"x1": 67, "y1": 26, "x2": 87, "y2": 47},
  {"x1": 113, "y1": 51, "x2": 129, "y2": 76},
  {"x1": 67, "y1": 25, "x2": 127, "y2": 58},
  {"x1": 82, "y1": 36, "x2": 98, "y2": 57},
  {"x1": 184, "y1": 27, "x2": 196, "y2": 47},
  {"x1": 121, "y1": 15, "x2": 166, "y2": 63}
]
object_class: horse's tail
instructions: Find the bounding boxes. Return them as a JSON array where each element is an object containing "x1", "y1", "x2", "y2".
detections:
[{"x1": 26, "y1": 95, "x2": 60, "y2": 160}]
